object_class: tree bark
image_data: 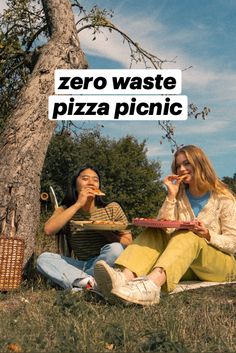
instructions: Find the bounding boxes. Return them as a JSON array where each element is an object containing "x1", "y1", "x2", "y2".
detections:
[{"x1": 0, "y1": 0, "x2": 88, "y2": 266}]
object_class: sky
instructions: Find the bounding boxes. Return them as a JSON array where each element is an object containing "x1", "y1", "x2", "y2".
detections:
[{"x1": 1, "y1": 0, "x2": 236, "y2": 179}]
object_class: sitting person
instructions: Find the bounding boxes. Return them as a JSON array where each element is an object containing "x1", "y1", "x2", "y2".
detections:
[
  {"x1": 36, "y1": 165, "x2": 132, "y2": 291},
  {"x1": 94, "y1": 145, "x2": 236, "y2": 305}
]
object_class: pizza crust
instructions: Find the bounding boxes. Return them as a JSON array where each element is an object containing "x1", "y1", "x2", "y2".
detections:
[
  {"x1": 177, "y1": 174, "x2": 189, "y2": 181},
  {"x1": 94, "y1": 189, "x2": 106, "y2": 196}
]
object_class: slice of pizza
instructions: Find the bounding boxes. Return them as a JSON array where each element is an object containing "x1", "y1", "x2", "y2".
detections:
[
  {"x1": 94, "y1": 189, "x2": 106, "y2": 196},
  {"x1": 177, "y1": 174, "x2": 189, "y2": 181}
]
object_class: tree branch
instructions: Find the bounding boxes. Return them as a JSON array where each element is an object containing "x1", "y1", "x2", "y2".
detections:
[{"x1": 77, "y1": 21, "x2": 175, "y2": 69}]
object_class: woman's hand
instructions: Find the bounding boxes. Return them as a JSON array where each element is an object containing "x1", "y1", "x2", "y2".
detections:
[
  {"x1": 192, "y1": 220, "x2": 210, "y2": 241},
  {"x1": 44, "y1": 187, "x2": 97, "y2": 235},
  {"x1": 76, "y1": 187, "x2": 96, "y2": 208},
  {"x1": 163, "y1": 174, "x2": 182, "y2": 200}
]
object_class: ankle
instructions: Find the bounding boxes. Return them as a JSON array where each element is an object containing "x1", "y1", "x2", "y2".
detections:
[
  {"x1": 122, "y1": 268, "x2": 136, "y2": 281},
  {"x1": 148, "y1": 267, "x2": 166, "y2": 287}
]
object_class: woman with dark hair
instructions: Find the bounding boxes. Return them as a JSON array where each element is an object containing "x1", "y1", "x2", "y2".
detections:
[
  {"x1": 94, "y1": 145, "x2": 236, "y2": 305},
  {"x1": 36, "y1": 165, "x2": 132, "y2": 291}
]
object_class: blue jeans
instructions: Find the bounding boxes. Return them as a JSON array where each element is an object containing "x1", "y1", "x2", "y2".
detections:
[{"x1": 36, "y1": 242, "x2": 124, "y2": 289}]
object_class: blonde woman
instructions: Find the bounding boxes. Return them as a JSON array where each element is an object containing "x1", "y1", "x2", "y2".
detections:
[{"x1": 94, "y1": 145, "x2": 236, "y2": 305}]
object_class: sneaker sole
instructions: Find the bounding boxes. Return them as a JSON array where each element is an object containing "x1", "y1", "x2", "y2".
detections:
[
  {"x1": 111, "y1": 288, "x2": 160, "y2": 306},
  {"x1": 87, "y1": 288, "x2": 104, "y2": 298},
  {"x1": 94, "y1": 260, "x2": 116, "y2": 299}
]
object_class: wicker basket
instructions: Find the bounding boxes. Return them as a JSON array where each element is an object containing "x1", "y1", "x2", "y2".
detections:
[
  {"x1": 0, "y1": 237, "x2": 25, "y2": 291},
  {"x1": 0, "y1": 212, "x2": 25, "y2": 291}
]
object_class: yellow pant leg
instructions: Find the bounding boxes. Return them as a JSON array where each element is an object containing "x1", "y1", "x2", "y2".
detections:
[
  {"x1": 115, "y1": 228, "x2": 169, "y2": 276},
  {"x1": 181, "y1": 267, "x2": 199, "y2": 281},
  {"x1": 155, "y1": 230, "x2": 236, "y2": 292}
]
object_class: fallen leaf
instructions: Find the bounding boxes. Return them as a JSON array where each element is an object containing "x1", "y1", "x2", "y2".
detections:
[
  {"x1": 7, "y1": 343, "x2": 22, "y2": 353},
  {"x1": 105, "y1": 342, "x2": 114, "y2": 350}
]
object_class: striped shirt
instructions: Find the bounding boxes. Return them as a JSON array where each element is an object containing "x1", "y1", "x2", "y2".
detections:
[{"x1": 54, "y1": 202, "x2": 129, "y2": 260}]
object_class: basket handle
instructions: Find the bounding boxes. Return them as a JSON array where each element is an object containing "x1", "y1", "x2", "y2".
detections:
[
  {"x1": 1, "y1": 218, "x2": 6, "y2": 235},
  {"x1": 9, "y1": 210, "x2": 16, "y2": 238}
]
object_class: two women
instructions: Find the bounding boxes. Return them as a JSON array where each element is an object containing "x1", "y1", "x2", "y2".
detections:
[
  {"x1": 94, "y1": 145, "x2": 236, "y2": 305},
  {"x1": 37, "y1": 165, "x2": 132, "y2": 291}
]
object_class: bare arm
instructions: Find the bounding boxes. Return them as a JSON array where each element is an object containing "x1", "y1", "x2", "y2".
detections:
[
  {"x1": 44, "y1": 187, "x2": 96, "y2": 235},
  {"x1": 44, "y1": 203, "x2": 82, "y2": 235}
]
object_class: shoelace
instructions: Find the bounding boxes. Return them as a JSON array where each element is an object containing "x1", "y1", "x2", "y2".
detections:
[{"x1": 127, "y1": 277, "x2": 152, "y2": 293}]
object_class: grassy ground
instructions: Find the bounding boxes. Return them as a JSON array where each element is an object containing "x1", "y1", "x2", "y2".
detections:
[
  {"x1": 0, "y1": 282, "x2": 235, "y2": 353},
  {"x1": 0, "y1": 218, "x2": 236, "y2": 353}
]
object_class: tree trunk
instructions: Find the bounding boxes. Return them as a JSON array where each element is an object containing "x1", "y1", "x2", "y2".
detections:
[{"x1": 0, "y1": 0, "x2": 88, "y2": 266}]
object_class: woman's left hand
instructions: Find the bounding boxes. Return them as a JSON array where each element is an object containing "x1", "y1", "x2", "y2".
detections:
[{"x1": 192, "y1": 220, "x2": 210, "y2": 241}]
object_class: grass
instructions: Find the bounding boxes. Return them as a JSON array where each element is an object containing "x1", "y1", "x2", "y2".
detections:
[
  {"x1": 0, "y1": 218, "x2": 236, "y2": 353},
  {"x1": 0, "y1": 283, "x2": 235, "y2": 353}
]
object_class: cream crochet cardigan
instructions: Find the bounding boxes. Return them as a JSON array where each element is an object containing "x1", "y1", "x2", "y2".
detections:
[{"x1": 157, "y1": 187, "x2": 236, "y2": 255}]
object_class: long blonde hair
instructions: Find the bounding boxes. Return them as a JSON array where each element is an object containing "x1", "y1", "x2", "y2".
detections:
[{"x1": 171, "y1": 145, "x2": 235, "y2": 199}]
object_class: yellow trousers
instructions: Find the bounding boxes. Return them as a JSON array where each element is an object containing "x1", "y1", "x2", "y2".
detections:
[{"x1": 115, "y1": 229, "x2": 236, "y2": 292}]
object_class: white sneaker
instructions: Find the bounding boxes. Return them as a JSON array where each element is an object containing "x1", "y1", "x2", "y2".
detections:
[
  {"x1": 71, "y1": 287, "x2": 83, "y2": 293},
  {"x1": 72, "y1": 275, "x2": 96, "y2": 290},
  {"x1": 94, "y1": 260, "x2": 127, "y2": 298},
  {"x1": 111, "y1": 277, "x2": 161, "y2": 306},
  {"x1": 72, "y1": 276, "x2": 104, "y2": 298}
]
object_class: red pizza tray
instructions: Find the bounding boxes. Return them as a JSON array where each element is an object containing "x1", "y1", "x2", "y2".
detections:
[{"x1": 132, "y1": 218, "x2": 199, "y2": 229}]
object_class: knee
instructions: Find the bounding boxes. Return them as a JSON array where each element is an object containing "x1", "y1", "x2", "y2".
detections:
[
  {"x1": 101, "y1": 242, "x2": 124, "y2": 261},
  {"x1": 170, "y1": 230, "x2": 203, "y2": 245},
  {"x1": 36, "y1": 252, "x2": 57, "y2": 269},
  {"x1": 134, "y1": 228, "x2": 164, "y2": 247}
]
